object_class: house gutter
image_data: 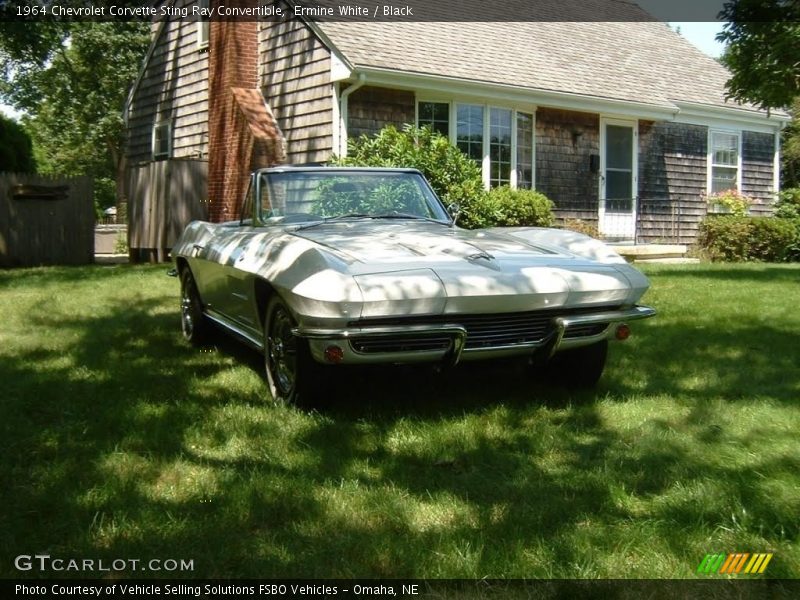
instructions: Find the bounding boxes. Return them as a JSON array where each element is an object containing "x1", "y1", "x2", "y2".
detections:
[{"x1": 337, "y1": 73, "x2": 366, "y2": 157}]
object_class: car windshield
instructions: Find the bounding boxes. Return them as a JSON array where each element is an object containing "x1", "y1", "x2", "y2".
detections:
[{"x1": 260, "y1": 170, "x2": 451, "y2": 224}]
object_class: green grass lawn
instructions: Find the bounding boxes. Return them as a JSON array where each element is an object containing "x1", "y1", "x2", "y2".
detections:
[{"x1": 0, "y1": 262, "x2": 798, "y2": 579}]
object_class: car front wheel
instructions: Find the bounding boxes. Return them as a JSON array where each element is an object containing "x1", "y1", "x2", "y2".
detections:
[
  {"x1": 180, "y1": 268, "x2": 211, "y2": 345},
  {"x1": 264, "y1": 296, "x2": 320, "y2": 404}
]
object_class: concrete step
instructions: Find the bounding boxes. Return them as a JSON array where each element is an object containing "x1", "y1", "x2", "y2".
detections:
[{"x1": 609, "y1": 244, "x2": 689, "y2": 262}]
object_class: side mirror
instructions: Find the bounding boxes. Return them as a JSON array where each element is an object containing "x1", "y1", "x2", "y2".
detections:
[{"x1": 447, "y1": 202, "x2": 461, "y2": 225}]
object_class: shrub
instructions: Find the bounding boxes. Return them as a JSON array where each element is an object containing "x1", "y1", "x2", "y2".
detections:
[
  {"x1": 560, "y1": 218, "x2": 600, "y2": 239},
  {"x1": 698, "y1": 215, "x2": 799, "y2": 262},
  {"x1": 485, "y1": 185, "x2": 555, "y2": 227},
  {"x1": 747, "y1": 218, "x2": 798, "y2": 262},
  {"x1": 775, "y1": 187, "x2": 800, "y2": 220},
  {"x1": 333, "y1": 125, "x2": 489, "y2": 228},
  {"x1": 705, "y1": 188, "x2": 753, "y2": 216},
  {"x1": 780, "y1": 218, "x2": 800, "y2": 261}
]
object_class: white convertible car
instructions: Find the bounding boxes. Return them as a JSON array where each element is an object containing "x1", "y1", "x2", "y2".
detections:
[{"x1": 172, "y1": 167, "x2": 655, "y2": 403}]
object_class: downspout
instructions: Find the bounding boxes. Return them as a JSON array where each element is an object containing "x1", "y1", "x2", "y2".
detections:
[{"x1": 338, "y1": 73, "x2": 366, "y2": 157}]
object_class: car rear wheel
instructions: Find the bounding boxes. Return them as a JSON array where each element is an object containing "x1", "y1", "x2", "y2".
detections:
[
  {"x1": 180, "y1": 268, "x2": 211, "y2": 345},
  {"x1": 264, "y1": 296, "x2": 320, "y2": 404},
  {"x1": 547, "y1": 340, "x2": 608, "y2": 388}
]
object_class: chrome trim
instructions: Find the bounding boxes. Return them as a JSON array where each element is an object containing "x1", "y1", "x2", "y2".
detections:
[
  {"x1": 295, "y1": 324, "x2": 467, "y2": 365},
  {"x1": 294, "y1": 305, "x2": 655, "y2": 366},
  {"x1": 206, "y1": 310, "x2": 264, "y2": 351},
  {"x1": 550, "y1": 305, "x2": 656, "y2": 358}
]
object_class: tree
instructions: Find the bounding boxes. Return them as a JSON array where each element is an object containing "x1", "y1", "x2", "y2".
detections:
[
  {"x1": 783, "y1": 98, "x2": 800, "y2": 187},
  {"x1": 0, "y1": 112, "x2": 35, "y2": 172},
  {"x1": 717, "y1": 0, "x2": 800, "y2": 110},
  {"x1": 0, "y1": 21, "x2": 150, "y2": 213}
]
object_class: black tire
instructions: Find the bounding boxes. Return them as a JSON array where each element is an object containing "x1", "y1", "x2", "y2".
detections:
[
  {"x1": 547, "y1": 340, "x2": 608, "y2": 388},
  {"x1": 180, "y1": 268, "x2": 211, "y2": 345},
  {"x1": 264, "y1": 296, "x2": 321, "y2": 404}
]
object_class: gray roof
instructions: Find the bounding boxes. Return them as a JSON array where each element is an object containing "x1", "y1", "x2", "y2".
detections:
[{"x1": 316, "y1": 0, "x2": 771, "y2": 116}]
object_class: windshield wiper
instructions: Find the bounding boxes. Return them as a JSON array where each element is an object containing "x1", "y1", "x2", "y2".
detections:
[
  {"x1": 294, "y1": 213, "x2": 372, "y2": 231},
  {"x1": 372, "y1": 212, "x2": 451, "y2": 225},
  {"x1": 294, "y1": 212, "x2": 450, "y2": 231}
]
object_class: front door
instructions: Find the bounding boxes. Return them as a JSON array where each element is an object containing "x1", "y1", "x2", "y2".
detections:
[{"x1": 599, "y1": 119, "x2": 637, "y2": 241}]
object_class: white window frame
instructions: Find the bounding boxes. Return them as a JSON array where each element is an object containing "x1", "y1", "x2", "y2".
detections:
[
  {"x1": 152, "y1": 120, "x2": 172, "y2": 161},
  {"x1": 707, "y1": 128, "x2": 743, "y2": 194},
  {"x1": 416, "y1": 97, "x2": 536, "y2": 190},
  {"x1": 417, "y1": 100, "x2": 451, "y2": 137},
  {"x1": 197, "y1": 0, "x2": 210, "y2": 50}
]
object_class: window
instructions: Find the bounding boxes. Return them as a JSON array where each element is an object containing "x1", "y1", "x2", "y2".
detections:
[
  {"x1": 418, "y1": 101, "x2": 449, "y2": 136},
  {"x1": 605, "y1": 123, "x2": 634, "y2": 208},
  {"x1": 490, "y1": 108, "x2": 512, "y2": 187},
  {"x1": 418, "y1": 100, "x2": 535, "y2": 190},
  {"x1": 152, "y1": 121, "x2": 171, "y2": 160},
  {"x1": 709, "y1": 131, "x2": 740, "y2": 194},
  {"x1": 516, "y1": 112, "x2": 534, "y2": 189},
  {"x1": 197, "y1": 0, "x2": 210, "y2": 49},
  {"x1": 456, "y1": 104, "x2": 484, "y2": 164}
]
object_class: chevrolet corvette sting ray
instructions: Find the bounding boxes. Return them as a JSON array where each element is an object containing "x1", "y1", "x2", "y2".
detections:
[{"x1": 172, "y1": 167, "x2": 655, "y2": 402}]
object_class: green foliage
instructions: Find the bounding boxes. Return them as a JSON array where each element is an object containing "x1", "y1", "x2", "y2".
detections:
[
  {"x1": 94, "y1": 176, "x2": 116, "y2": 219},
  {"x1": 311, "y1": 178, "x2": 428, "y2": 217},
  {"x1": 699, "y1": 215, "x2": 799, "y2": 262},
  {"x1": 113, "y1": 231, "x2": 128, "y2": 255},
  {"x1": 775, "y1": 187, "x2": 800, "y2": 220},
  {"x1": 0, "y1": 22, "x2": 150, "y2": 201},
  {"x1": 483, "y1": 185, "x2": 555, "y2": 227},
  {"x1": 705, "y1": 188, "x2": 753, "y2": 216},
  {"x1": 718, "y1": 1, "x2": 800, "y2": 110},
  {"x1": 0, "y1": 113, "x2": 35, "y2": 172},
  {"x1": 334, "y1": 125, "x2": 488, "y2": 228},
  {"x1": 783, "y1": 99, "x2": 800, "y2": 187}
]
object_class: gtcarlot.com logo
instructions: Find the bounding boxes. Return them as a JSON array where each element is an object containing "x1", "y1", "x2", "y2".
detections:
[
  {"x1": 14, "y1": 554, "x2": 195, "y2": 573},
  {"x1": 697, "y1": 552, "x2": 773, "y2": 575}
]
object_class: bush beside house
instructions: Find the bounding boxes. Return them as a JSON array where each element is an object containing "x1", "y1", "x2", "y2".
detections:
[
  {"x1": 697, "y1": 188, "x2": 800, "y2": 262},
  {"x1": 337, "y1": 125, "x2": 555, "y2": 229}
]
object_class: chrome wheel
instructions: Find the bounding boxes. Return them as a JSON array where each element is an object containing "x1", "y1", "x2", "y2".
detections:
[
  {"x1": 266, "y1": 302, "x2": 297, "y2": 398},
  {"x1": 179, "y1": 268, "x2": 210, "y2": 345},
  {"x1": 264, "y1": 296, "x2": 322, "y2": 404}
]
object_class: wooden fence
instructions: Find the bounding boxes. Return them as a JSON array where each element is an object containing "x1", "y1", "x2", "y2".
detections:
[
  {"x1": 127, "y1": 159, "x2": 208, "y2": 262},
  {"x1": 0, "y1": 173, "x2": 93, "y2": 267}
]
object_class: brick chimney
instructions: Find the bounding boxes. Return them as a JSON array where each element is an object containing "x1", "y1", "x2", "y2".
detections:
[{"x1": 207, "y1": 11, "x2": 285, "y2": 223}]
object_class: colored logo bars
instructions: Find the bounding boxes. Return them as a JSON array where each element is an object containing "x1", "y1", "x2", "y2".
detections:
[{"x1": 697, "y1": 553, "x2": 773, "y2": 575}]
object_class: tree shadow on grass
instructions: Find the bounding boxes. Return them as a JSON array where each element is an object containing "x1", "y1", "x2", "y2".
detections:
[{"x1": 2, "y1": 266, "x2": 798, "y2": 579}]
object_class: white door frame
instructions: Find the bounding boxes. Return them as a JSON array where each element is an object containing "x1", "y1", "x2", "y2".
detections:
[{"x1": 599, "y1": 117, "x2": 638, "y2": 241}]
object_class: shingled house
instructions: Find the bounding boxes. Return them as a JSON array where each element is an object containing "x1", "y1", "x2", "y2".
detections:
[{"x1": 123, "y1": 0, "x2": 789, "y2": 259}]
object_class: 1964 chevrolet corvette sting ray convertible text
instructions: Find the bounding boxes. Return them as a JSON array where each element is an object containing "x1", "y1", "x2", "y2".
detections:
[{"x1": 172, "y1": 167, "x2": 655, "y2": 403}]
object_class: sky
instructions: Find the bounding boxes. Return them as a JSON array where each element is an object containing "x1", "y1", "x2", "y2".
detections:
[
  {"x1": 670, "y1": 21, "x2": 726, "y2": 58},
  {"x1": 0, "y1": 21, "x2": 727, "y2": 122}
]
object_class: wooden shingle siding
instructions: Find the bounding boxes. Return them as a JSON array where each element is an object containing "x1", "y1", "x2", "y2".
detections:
[
  {"x1": 535, "y1": 108, "x2": 600, "y2": 223},
  {"x1": 347, "y1": 86, "x2": 415, "y2": 139},
  {"x1": 742, "y1": 131, "x2": 775, "y2": 215},
  {"x1": 638, "y1": 121, "x2": 708, "y2": 244},
  {"x1": 259, "y1": 19, "x2": 333, "y2": 164},
  {"x1": 126, "y1": 5, "x2": 209, "y2": 164}
]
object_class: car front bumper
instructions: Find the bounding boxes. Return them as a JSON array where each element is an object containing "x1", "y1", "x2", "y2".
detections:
[{"x1": 295, "y1": 305, "x2": 656, "y2": 366}]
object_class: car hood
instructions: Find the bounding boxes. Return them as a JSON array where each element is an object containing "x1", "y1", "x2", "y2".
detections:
[
  {"x1": 289, "y1": 221, "x2": 649, "y2": 316},
  {"x1": 293, "y1": 220, "x2": 558, "y2": 262}
]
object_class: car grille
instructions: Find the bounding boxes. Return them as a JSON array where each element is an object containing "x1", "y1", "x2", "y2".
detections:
[
  {"x1": 348, "y1": 307, "x2": 616, "y2": 353},
  {"x1": 350, "y1": 336, "x2": 453, "y2": 354}
]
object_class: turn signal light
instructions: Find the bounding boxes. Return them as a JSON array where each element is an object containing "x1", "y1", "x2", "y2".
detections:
[
  {"x1": 615, "y1": 323, "x2": 631, "y2": 341},
  {"x1": 324, "y1": 345, "x2": 344, "y2": 364}
]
